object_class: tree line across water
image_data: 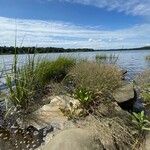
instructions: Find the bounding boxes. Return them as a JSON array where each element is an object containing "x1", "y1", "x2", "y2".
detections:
[
  {"x1": 0, "y1": 46, "x2": 149, "y2": 54},
  {"x1": 0, "y1": 46, "x2": 95, "y2": 54}
]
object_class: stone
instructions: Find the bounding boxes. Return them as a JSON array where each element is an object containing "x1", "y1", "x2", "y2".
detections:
[
  {"x1": 113, "y1": 83, "x2": 135, "y2": 103},
  {"x1": 42, "y1": 128, "x2": 104, "y2": 150},
  {"x1": 28, "y1": 95, "x2": 78, "y2": 130}
]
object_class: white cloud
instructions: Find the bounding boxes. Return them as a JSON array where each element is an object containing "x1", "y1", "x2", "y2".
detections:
[
  {"x1": 0, "y1": 16, "x2": 149, "y2": 49},
  {"x1": 47, "y1": 0, "x2": 150, "y2": 17}
]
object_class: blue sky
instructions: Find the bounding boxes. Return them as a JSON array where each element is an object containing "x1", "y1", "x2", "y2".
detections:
[{"x1": 0, "y1": 0, "x2": 149, "y2": 49}]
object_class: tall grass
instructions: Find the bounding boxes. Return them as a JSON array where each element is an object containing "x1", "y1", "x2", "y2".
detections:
[
  {"x1": 95, "y1": 54, "x2": 119, "y2": 64},
  {"x1": 6, "y1": 55, "x2": 76, "y2": 111},
  {"x1": 65, "y1": 62, "x2": 122, "y2": 94},
  {"x1": 63, "y1": 61, "x2": 122, "y2": 107},
  {"x1": 145, "y1": 55, "x2": 150, "y2": 61},
  {"x1": 35, "y1": 57, "x2": 76, "y2": 86},
  {"x1": 6, "y1": 54, "x2": 36, "y2": 110}
]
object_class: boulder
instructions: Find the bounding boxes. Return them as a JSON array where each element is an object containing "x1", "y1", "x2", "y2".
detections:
[
  {"x1": 42, "y1": 128, "x2": 104, "y2": 150},
  {"x1": 113, "y1": 83, "x2": 135, "y2": 103},
  {"x1": 28, "y1": 95, "x2": 79, "y2": 130}
]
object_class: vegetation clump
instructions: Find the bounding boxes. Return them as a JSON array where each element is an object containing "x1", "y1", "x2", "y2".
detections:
[
  {"x1": 132, "y1": 111, "x2": 150, "y2": 132},
  {"x1": 5, "y1": 56, "x2": 76, "y2": 113},
  {"x1": 95, "y1": 54, "x2": 119, "y2": 64},
  {"x1": 135, "y1": 70, "x2": 150, "y2": 106},
  {"x1": 66, "y1": 62, "x2": 122, "y2": 94},
  {"x1": 145, "y1": 55, "x2": 150, "y2": 61},
  {"x1": 62, "y1": 61, "x2": 122, "y2": 115}
]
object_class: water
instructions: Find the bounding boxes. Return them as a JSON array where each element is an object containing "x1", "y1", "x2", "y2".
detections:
[{"x1": 0, "y1": 50, "x2": 150, "y2": 80}]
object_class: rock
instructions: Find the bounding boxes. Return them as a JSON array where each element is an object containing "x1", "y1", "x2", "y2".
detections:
[
  {"x1": 42, "y1": 128, "x2": 104, "y2": 150},
  {"x1": 113, "y1": 83, "x2": 136, "y2": 111},
  {"x1": 113, "y1": 83, "x2": 135, "y2": 103},
  {"x1": 28, "y1": 95, "x2": 78, "y2": 131}
]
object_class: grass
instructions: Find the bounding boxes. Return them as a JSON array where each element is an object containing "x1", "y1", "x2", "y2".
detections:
[
  {"x1": 65, "y1": 61, "x2": 122, "y2": 94},
  {"x1": 95, "y1": 54, "x2": 119, "y2": 64},
  {"x1": 5, "y1": 55, "x2": 76, "y2": 112},
  {"x1": 35, "y1": 57, "x2": 76, "y2": 86},
  {"x1": 145, "y1": 55, "x2": 150, "y2": 61},
  {"x1": 62, "y1": 61, "x2": 122, "y2": 114},
  {"x1": 135, "y1": 70, "x2": 150, "y2": 106}
]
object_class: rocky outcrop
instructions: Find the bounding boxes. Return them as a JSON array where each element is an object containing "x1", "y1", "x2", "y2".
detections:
[
  {"x1": 42, "y1": 128, "x2": 104, "y2": 150},
  {"x1": 37, "y1": 94, "x2": 139, "y2": 150},
  {"x1": 28, "y1": 95, "x2": 79, "y2": 130}
]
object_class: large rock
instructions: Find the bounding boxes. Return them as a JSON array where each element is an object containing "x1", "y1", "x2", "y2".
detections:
[
  {"x1": 113, "y1": 83, "x2": 135, "y2": 103},
  {"x1": 42, "y1": 128, "x2": 104, "y2": 150},
  {"x1": 28, "y1": 95, "x2": 79, "y2": 130}
]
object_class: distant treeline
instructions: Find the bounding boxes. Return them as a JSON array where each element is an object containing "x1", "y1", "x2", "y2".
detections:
[
  {"x1": 0, "y1": 46, "x2": 95, "y2": 54},
  {"x1": 0, "y1": 46, "x2": 150, "y2": 54}
]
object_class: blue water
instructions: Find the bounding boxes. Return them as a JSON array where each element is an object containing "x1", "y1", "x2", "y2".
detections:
[{"x1": 0, "y1": 50, "x2": 150, "y2": 84}]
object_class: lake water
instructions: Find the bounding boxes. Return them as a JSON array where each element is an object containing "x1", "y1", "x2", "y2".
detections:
[
  {"x1": 0, "y1": 50, "x2": 150, "y2": 149},
  {"x1": 0, "y1": 50, "x2": 150, "y2": 84}
]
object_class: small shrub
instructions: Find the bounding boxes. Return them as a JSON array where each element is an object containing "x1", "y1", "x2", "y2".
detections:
[{"x1": 132, "y1": 111, "x2": 150, "y2": 132}]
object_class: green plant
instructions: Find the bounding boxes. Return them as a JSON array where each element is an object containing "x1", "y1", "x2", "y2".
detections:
[
  {"x1": 95, "y1": 54, "x2": 119, "y2": 64},
  {"x1": 141, "y1": 91, "x2": 150, "y2": 105},
  {"x1": 6, "y1": 54, "x2": 36, "y2": 110},
  {"x1": 145, "y1": 55, "x2": 150, "y2": 61},
  {"x1": 35, "y1": 57, "x2": 76, "y2": 85},
  {"x1": 74, "y1": 87, "x2": 93, "y2": 106},
  {"x1": 132, "y1": 111, "x2": 150, "y2": 132},
  {"x1": 135, "y1": 70, "x2": 150, "y2": 105}
]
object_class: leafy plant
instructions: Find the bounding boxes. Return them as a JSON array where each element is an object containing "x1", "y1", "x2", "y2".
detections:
[
  {"x1": 74, "y1": 87, "x2": 93, "y2": 106},
  {"x1": 132, "y1": 111, "x2": 150, "y2": 132}
]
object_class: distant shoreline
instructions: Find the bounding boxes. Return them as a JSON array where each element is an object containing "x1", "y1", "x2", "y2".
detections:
[{"x1": 0, "y1": 46, "x2": 150, "y2": 55}]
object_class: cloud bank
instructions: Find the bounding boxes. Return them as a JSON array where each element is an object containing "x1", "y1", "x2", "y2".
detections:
[{"x1": 0, "y1": 17, "x2": 149, "y2": 49}]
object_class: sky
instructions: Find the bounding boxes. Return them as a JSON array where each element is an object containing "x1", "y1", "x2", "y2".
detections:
[{"x1": 0, "y1": 0, "x2": 149, "y2": 49}]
